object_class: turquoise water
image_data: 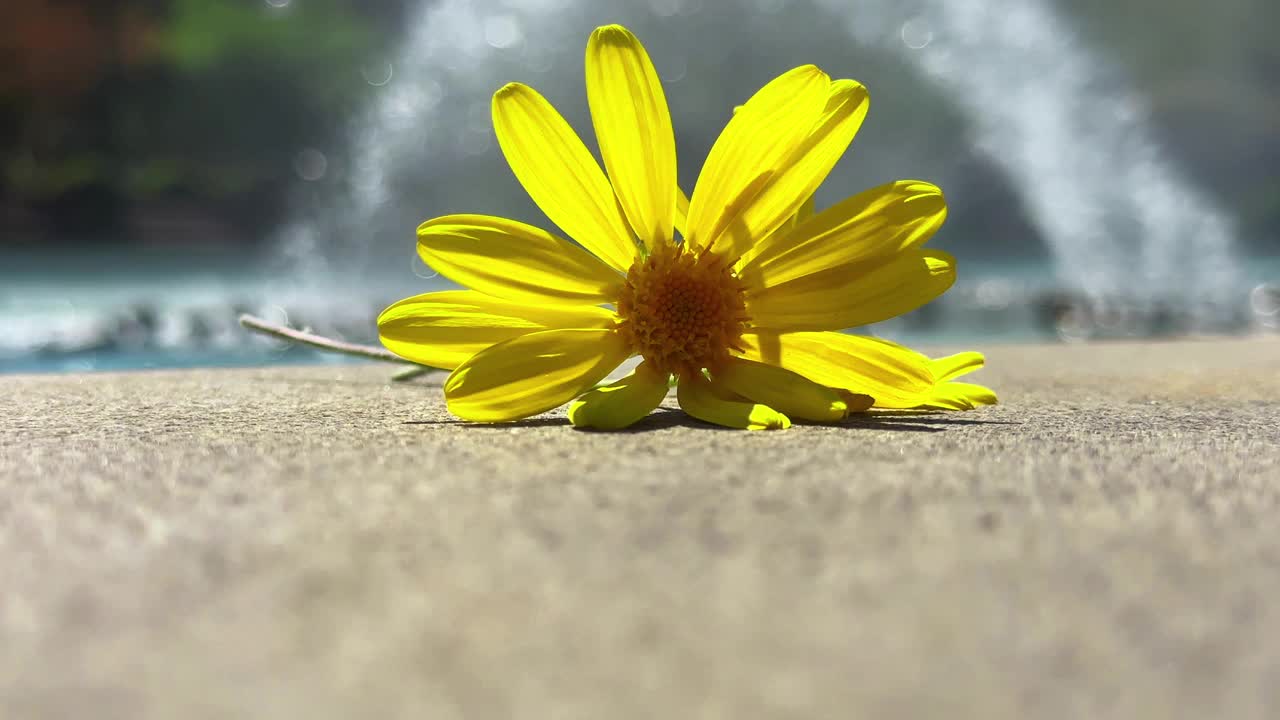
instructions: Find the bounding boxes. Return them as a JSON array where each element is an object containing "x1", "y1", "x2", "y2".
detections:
[{"x1": 2, "y1": 253, "x2": 1276, "y2": 374}]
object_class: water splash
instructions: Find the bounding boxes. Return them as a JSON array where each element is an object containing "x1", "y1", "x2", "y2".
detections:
[
  {"x1": 276, "y1": 0, "x2": 588, "y2": 285},
  {"x1": 819, "y1": 0, "x2": 1242, "y2": 324},
  {"x1": 278, "y1": 0, "x2": 1244, "y2": 332}
]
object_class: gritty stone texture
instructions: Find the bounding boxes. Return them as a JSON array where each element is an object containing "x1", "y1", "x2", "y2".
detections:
[{"x1": 2, "y1": 337, "x2": 1279, "y2": 719}]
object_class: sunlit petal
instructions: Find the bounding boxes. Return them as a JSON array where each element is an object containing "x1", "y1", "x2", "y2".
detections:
[
  {"x1": 747, "y1": 249, "x2": 955, "y2": 331},
  {"x1": 568, "y1": 361, "x2": 670, "y2": 430},
  {"x1": 737, "y1": 180, "x2": 947, "y2": 284},
  {"x1": 674, "y1": 186, "x2": 691, "y2": 237},
  {"x1": 716, "y1": 356, "x2": 848, "y2": 422},
  {"x1": 738, "y1": 331, "x2": 934, "y2": 408},
  {"x1": 378, "y1": 290, "x2": 616, "y2": 370},
  {"x1": 676, "y1": 375, "x2": 791, "y2": 430},
  {"x1": 706, "y1": 79, "x2": 870, "y2": 259},
  {"x1": 417, "y1": 214, "x2": 623, "y2": 306},
  {"x1": 444, "y1": 328, "x2": 631, "y2": 422},
  {"x1": 921, "y1": 381, "x2": 999, "y2": 410},
  {"x1": 492, "y1": 82, "x2": 638, "y2": 271},
  {"x1": 586, "y1": 24, "x2": 677, "y2": 249},
  {"x1": 930, "y1": 351, "x2": 986, "y2": 382},
  {"x1": 684, "y1": 65, "x2": 829, "y2": 256}
]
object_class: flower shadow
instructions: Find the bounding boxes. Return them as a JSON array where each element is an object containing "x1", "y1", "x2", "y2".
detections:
[
  {"x1": 403, "y1": 409, "x2": 1014, "y2": 433},
  {"x1": 401, "y1": 409, "x2": 687, "y2": 433},
  {"x1": 570, "y1": 408, "x2": 689, "y2": 433},
  {"x1": 402, "y1": 417, "x2": 570, "y2": 429}
]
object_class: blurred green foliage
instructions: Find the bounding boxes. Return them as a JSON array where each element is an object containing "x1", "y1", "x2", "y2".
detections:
[
  {"x1": 163, "y1": 0, "x2": 372, "y2": 71},
  {"x1": 1, "y1": 0, "x2": 407, "y2": 242},
  {"x1": 2, "y1": 0, "x2": 1276, "y2": 249}
]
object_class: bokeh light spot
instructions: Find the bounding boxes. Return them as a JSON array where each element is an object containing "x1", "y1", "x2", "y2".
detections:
[
  {"x1": 361, "y1": 61, "x2": 394, "y2": 87},
  {"x1": 901, "y1": 17, "x2": 934, "y2": 49},
  {"x1": 484, "y1": 15, "x2": 523, "y2": 49},
  {"x1": 411, "y1": 250, "x2": 440, "y2": 280},
  {"x1": 294, "y1": 149, "x2": 328, "y2": 181}
]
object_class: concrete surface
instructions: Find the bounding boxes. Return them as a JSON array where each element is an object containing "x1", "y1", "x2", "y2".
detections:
[{"x1": 2, "y1": 337, "x2": 1280, "y2": 719}]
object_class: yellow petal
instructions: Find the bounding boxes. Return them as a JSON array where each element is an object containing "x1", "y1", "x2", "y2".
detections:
[
  {"x1": 738, "y1": 331, "x2": 934, "y2": 408},
  {"x1": 947, "y1": 381, "x2": 998, "y2": 407},
  {"x1": 417, "y1": 214, "x2": 623, "y2": 306},
  {"x1": 737, "y1": 180, "x2": 947, "y2": 285},
  {"x1": 568, "y1": 361, "x2": 670, "y2": 430},
  {"x1": 746, "y1": 249, "x2": 956, "y2": 331},
  {"x1": 715, "y1": 357, "x2": 848, "y2": 422},
  {"x1": 919, "y1": 382, "x2": 999, "y2": 410},
  {"x1": 830, "y1": 388, "x2": 875, "y2": 413},
  {"x1": 378, "y1": 290, "x2": 617, "y2": 370},
  {"x1": 586, "y1": 25, "x2": 676, "y2": 249},
  {"x1": 684, "y1": 65, "x2": 829, "y2": 256},
  {"x1": 444, "y1": 328, "x2": 631, "y2": 422},
  {"x1": 707, "y1": 79, "x2": 870, "y2": 260},
  {"x1": 676, "y1": 375, "x2": 791, "y2": 430},
  {"x1": 675, "y1": 186, "x2": 690, "y2": 238},
  {"x1": 931, "y1": 351, "x2": 986, "y2": 382},
  {"x1": 791, "y1": 194, "x2": 816, "y2": 228},
  {"x1": 492, "y1": 83, "x2": 638, "y2": 272}
]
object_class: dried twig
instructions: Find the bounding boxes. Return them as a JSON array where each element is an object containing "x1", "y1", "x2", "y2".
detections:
[
  {"x1": 391, "y1": 365, "x2": 435, "y2": 382},
  {"x1": 238, "y1": 314, "x2": 435, "y2": 382}
]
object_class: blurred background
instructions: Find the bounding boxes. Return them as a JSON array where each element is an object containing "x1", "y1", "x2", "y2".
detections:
[{"x1": 2, "y1": 0, "x2": 1277, "y2": 373}]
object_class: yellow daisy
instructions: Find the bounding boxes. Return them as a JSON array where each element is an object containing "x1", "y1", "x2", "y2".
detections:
[{"x1": 378, "y1": 24, "x2": 995, "y2": 430}]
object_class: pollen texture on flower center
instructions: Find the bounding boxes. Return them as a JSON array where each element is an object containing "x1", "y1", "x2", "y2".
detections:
[{"x1": 616, "y1": 244, "x2": 749, "y2": 378}]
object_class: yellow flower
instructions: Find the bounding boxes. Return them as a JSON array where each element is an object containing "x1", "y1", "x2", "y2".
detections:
[{"x1": 378, "y1": 24, "x2": 996, "y2": 430}]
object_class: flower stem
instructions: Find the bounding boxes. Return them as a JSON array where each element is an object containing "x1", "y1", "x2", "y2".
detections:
[{"x1": 238, "y1": 314, "x2": 435, "y2": 382}]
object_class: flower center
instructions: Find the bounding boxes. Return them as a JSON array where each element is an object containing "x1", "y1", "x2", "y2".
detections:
[{"x1": 616, "y1": 244, "x2": 748, "y2": 378}]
